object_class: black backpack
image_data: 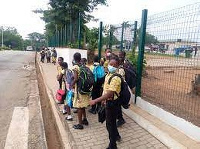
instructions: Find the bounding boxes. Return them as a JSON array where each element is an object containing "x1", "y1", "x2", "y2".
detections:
[
  {"x1": 123, "y1": 60, "x2": 137, "y2": 89},
  {"x1": 77, "y1": 65, "x2": 94, "y2": 94},
  {"x1": 108, "y1": 73, "x2": 131, "y2": 109}
]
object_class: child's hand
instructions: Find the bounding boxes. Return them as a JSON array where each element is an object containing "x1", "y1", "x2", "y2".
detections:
[{"x1": 89, "y1": 100, "x2": 96, "y2": 106}]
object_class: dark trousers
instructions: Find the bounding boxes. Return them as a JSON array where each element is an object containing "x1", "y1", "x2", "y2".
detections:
[
  {"x1": 91, "y1": 86, "x2": 102, "y2": 111},
  {"x1": 116, "y1": 104, "x2": 123, "y2": 121},
  {"x1": 106, "y1": 102, "x2": 120, "y2": 149}
]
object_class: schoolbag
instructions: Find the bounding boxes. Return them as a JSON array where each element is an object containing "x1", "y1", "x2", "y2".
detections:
[
  {"x1": 108, "y1": 73, "x2": 131, "y2": 109},
  {"x1": 56, "y1": 89, "x2": 65, "y2": 104},
  {"x1": 77, "y1": 65, "x2": 94, "y2": 94},
  {"x1": 93, "y1": 65, "x2": 105, "y2": 82},
  {"x1": 123, "y1": 59, "x2": 137, "y2": 89},
  {"x1": 66, "y1": 69, "x2": 74, "y2": 90}
]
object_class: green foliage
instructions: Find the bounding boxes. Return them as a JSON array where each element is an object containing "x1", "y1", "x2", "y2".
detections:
[
  {"x1": 85, "y1": 27, "x2": 98, "y2": 50},
  {"x1": 27, "y1": 32, "x2": 46, "y2": 49},
  {"x1": 2, "y1": 27, "x2": 23, "y2": 50},
  {"x1": 35, "y1": 0, "x2": 108, "y2": 46},
  {"x1": 0, "y1": 46, "x2": 11, "y2": 51},
  {"x1": 137, "y1": 28, "x2": 158, "y2": 45},
  {"x1": 127, "y1": 46, "x2": 147, "y2": 70}
]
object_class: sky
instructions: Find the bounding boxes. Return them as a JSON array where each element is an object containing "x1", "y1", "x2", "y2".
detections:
[{"x1": 0, "y1": 0, "x2": 199, "y2": 39}]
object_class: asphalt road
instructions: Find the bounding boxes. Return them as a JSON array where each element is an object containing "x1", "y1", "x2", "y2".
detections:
[{"x1": 0, "y1": 51, "x2": 46, "y2": 149}]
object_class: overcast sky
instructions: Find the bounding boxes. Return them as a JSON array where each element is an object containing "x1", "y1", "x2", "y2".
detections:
[{"x1": 0, "y1": 0, "x2": 199, "y2": 39}]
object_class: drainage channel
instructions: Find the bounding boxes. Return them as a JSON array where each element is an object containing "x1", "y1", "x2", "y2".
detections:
[{"x1": 36, "y1": 60, "x2": 63, "y2": 149}]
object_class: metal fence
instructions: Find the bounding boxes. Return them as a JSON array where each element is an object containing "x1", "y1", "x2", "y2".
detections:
[
  {"x1": 140, "y1": 3, "x2": 200, "y2": 127},
  {"x1": 48, "y1": 2, "x2": 200, "y2": 127}
]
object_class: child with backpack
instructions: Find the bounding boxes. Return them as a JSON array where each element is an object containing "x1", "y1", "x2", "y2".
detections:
[
  {"x1": 89, "y1": 55, "x2": 123, "y2": 149},
  {"x1": 71, "y1": 52, "x2": 92, "y2": 129},
  {"x1": 89, "y1": 55, "x2": 105, "y2": 114},
  {"x1": 60, "y1": 62, "x2": 74, "y2": 121}
]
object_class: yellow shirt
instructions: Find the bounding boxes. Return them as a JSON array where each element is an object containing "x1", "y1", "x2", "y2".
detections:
[
  {"x1": 118, "y1": 67, "x2": 125, "y2": 80},
  {"x1": 103, "y1": 73, "x2": 121, "y2": 100},
  {"x1": 57, "y1": 65, "x2": 62, "y2": 75},
  {"x1": 103, "y1": 60, "x2": 109, "y2": 69}
]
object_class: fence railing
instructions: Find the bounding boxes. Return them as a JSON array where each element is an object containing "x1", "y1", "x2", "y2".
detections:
[{"x1": 140, "y1": 3, "x2": 200, "y2": 127}]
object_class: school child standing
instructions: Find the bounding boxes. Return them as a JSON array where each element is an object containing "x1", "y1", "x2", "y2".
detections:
[
  {"x1": 90, "y1": 55, "x2": 121, "y2": 149},
  {"x1": 71, "y1": 52, "x2": 90, "y2": 129},
  {"x1": 89, "y1": 55, "x2": 105, "y2": 114}
]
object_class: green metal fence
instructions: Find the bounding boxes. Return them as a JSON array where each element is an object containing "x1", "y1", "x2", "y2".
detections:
[
  {"x1": 48, "y1": 17, "x2": 82, "y2": 48},
  {"x1": 139, "y1": 3, "x2": 200, "y2": 127}
]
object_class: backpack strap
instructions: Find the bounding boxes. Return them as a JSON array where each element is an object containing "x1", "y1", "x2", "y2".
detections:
[{"x1": 108, "y1": 73, "x2": 123, "y2": 84}]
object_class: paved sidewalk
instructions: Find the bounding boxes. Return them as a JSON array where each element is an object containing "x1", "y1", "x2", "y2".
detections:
[{"x1": 40, "y1": 62, "x2": 168, "y2": 149}]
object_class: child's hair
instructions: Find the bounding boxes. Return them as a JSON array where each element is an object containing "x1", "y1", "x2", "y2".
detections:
[
  {"x1": 81, "y1": 58, "x2": 87, "y2": 64},
  {"x1": 93, "y1": 55, "x2": 99, "y2": 63},
  {"x1": 58, "y1": 57, "x2": 64, "y2": 61},
  {"x1": 73, "y1": 52, "x2": 81, "y2": 62},
  {"x1": 110, "y1": 54, "x2": 120, "y2": 64},
  {"x1": 61, "y1": 62, "x2": 68, "y2": 69}
]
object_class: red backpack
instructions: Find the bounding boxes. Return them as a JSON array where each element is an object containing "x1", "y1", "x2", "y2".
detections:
[{"x1": 56, "y1": 89, "x2": 65, "y2": 104}]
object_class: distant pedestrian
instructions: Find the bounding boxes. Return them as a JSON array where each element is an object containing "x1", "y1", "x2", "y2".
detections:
[
  {"x1": 52, "y1": 48, "x2": 57, "y2": 65},
  {"x1": 46, "y1": 48, "x2": 51, "y2": 63},
  {"x1": 40, "y1": 49, "x2": 45, "y2": 63}
]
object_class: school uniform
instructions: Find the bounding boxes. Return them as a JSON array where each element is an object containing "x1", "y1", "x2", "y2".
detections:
[{"x1": 103, "y1": 73, "x2": 121, "y2": 149}]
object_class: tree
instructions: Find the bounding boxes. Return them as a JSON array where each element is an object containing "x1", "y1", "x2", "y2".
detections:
[
  {"x1": 35, "y1": 0, "x2": 108, "y2": 46},
  {"x1": 2, "y1": 27, "x2": 23, "y2": 50},
  {"x1": 27, "y1": 32, "x2": 46, "y2": 49},
  {"x1": 137, "y1": 28, "x2": 158, "y2": 45}
]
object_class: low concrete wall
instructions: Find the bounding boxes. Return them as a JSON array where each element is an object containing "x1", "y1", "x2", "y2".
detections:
[
  {"x1": 136, "y1": 97, "x2": 200, "y2": 142},
  {"x1": 55, "y1": 48, "x2": 87, "y2": 69}
]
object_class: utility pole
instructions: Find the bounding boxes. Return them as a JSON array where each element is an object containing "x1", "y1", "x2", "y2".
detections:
[{"x1": 1, "y1": 26, "x2": 3, "y2": 47}]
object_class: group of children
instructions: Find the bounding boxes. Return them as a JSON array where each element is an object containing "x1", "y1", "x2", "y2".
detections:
[
  {"x1": 56, "y1": 49, "x2": 131, "y2": 149},
  {"x1": 40, "y1": 47, "x2": 57, "y2": 64}
]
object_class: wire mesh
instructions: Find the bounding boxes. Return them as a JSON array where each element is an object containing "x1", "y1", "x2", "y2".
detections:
[
  {"x1": 141, "y1": 3, "x2": 200, "y2": 126},
  {"x1": 104, "y1": 22, "x2": 136, "y2": 51}
]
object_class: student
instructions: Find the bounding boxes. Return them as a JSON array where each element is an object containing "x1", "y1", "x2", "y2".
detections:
[
  {"x1": 40, "y1": 49, "x2": 45, "y2": 63},
  {"x1": 80, "y1": 58, "x2": 87, "y2": 66},
  {"x1": 60, "y1": 62, "x2": 73, "y2": 120},
  {"x1": 101, "y1": 48, "x2": 112, "y2": 73},
  {"x1": 52, "y1": 48, "x2": 57, "y2": 65},
  {"x1": 89, "y1": 55, "x2": 105, "y2": 114},
  {"x1": 90, "y1": 55, "x2": 121, "y2": 149},
  {"x1": 71, "y1": 52, "x2": 89, "y2": 129},
  {"x1": 116, "y1": 51, "x2": 126, "y2": 127},
  {"x1": 57, "y1": 57, "x2": 64, "y2": 90},
  {"x1": 46, "y1": 48, "x2": 51, "y2": 63}
]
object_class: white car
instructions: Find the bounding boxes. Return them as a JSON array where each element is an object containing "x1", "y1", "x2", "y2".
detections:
[{"x1": 26, "y1": 46, "x2": 33, "y2": 51}]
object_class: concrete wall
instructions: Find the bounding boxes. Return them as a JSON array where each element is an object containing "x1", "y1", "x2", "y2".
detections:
[
  {"x1": 55, "y1": 48, "x2": 87, "y2": 69},
  {"x1": 136, "y1": 97, "x2": 200, "y2": 142}
]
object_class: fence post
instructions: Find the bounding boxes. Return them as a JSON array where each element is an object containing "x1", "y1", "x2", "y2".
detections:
[
  {"x1": 135, "y1": 9, "x2": 148, "y2": 103},
  {"x1": 61, "y1": 27, "x2": 63, "y2": 47},
  {"x1": 120, "y1": 22, "x2": 125, "y2": 51},
  {"x1": 98, "y1": 21, "x2": 103, "y2": 59},
  {"x1": 78, "y1": 12, "x2": 81, "y2": 49},
  {"x1": 133, "y1": 21, "x2": 137, "y2": 49},
  {"x1": 109, "y1": 25, "x2": 113, "y2": 50}
]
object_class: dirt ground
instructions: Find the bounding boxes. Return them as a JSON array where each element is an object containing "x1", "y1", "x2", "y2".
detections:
[{"x1": 142, "y1": 64, "x2": 200, "y2": 127}]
